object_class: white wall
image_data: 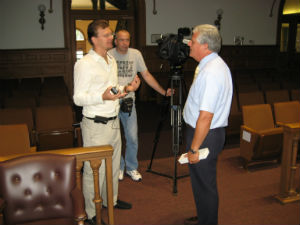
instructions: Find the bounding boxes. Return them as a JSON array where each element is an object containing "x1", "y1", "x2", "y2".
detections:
[
  {"x1": 0, "y1": 0, "x2": 64, "y2": 49},
  {"x1": 0, "y1": 0, "x2": 280, "y2": 49},
  {"x1": 145, "y1": 0, "x2": 280, "y2": 45}
]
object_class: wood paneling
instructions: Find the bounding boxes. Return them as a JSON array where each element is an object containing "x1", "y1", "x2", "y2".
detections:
[{"x1": 0, "y1": 49, "x2": 72, "y2": 94}]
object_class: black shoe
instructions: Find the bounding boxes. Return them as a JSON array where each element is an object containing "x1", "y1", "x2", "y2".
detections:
[
  {"x1": 103, "y1": 199, "x2": 132, "y2": 210},
  {"x1": 115, "y1": 199, "x2": 132, "y2": 209},
  {"x1": 85, "y1": 216, "x2": 106, "y2": 225},
  {"x1": 184, "y1": 216, "x2": 198, "y2": 225}
]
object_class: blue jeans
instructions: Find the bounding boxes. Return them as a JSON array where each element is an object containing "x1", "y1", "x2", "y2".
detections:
[{"x1": 119, "y1": 102, "x2": 138, "y2": 171}]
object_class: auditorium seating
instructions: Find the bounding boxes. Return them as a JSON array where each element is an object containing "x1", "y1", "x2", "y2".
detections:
[
  {"x1": 0, "y1": 124, "x2": 36, "y2": 156},
  {"x1": 0, "y1": 107, "x2": 35, "y2": 146},
  {"x1": 264, "y1": 89, "x2": 290, "y2": 105},
  {"x1": 240, "y1": 104, "x2": 283, "y2": 168},
  {"x1": 0, "y1": 154, "x2": 86, "y2": 225},
  {"x1": 3, "y1": 95, "x2": 37, "y2": 109},
  {"x1": 238, "y1": 91, "x2": 265, "y2": 109},
  {"x1": 39, "y1": 95, "x2": 71, "y2": 106},
  {"x1": 273, "y1": 101, "x2": 300, "y2": 124},
  {"x1": 290, "y1": 89, "x2": 300, "y2": 101},
  {"x1": 35, "y1": 105, "x2": 76, "y2": 151},
  {"x1": 40, "y1": 76, "x2": 69, "y2": 97},
  {"x1": 226, "y1": 93, "x2": 242, "y2": 136}
]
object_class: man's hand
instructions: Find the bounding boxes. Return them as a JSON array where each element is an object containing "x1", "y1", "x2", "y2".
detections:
[
  {"x1": 187, "y1": 151, "x2": 200, "y2": 164},
  {"x1": 165, "y1": 88, "x2": 174, "y2": 96},
  {"x1": 102, "y1": 86, "x2": 127, "y2": 100},
  {"x1": 125, "y1": 75, "x2": 141, "y2": 93}
]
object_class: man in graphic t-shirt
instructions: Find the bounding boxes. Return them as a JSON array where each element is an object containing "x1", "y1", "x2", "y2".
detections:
[{"x1": 108, "y1": 30, "x2": 172, "y2": 182}]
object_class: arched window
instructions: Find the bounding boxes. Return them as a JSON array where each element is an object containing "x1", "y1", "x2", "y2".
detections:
[
  {"x1": 76, "y1": 29, "x2": 85, "y2": 41},
  {"x1": 76, "y1": 29, "x2": 86, "y2": 60}
]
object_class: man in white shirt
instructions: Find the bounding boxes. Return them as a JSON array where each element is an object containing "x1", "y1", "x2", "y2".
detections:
[
  {"x1": 73, "y1": 20, "x2": 140, "y2": 225},
  {"x1": 183, "y1": 24, "x2": 232, "y2": 225}
]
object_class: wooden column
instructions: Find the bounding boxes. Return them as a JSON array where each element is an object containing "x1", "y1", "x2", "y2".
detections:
[{"x1": 275, "y1": 122, "x2": 300, "y2": 204}]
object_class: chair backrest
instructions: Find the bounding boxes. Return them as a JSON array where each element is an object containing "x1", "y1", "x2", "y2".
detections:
[
  {"x1": 265, "y1": 89, "x2": 290, "y2": 104},
  {"x1": 35, "y1": 105, "x2": 74, "y2": 131},
  {"x1": 237, "y1": 83, "x2": 259, "y2": 93},
  {"x1": 273, "y1": 101, "x2": 300, "y2": 124},
  {"x1": 290, "y1": 89, "x2": 300, "y2": 101},
  {"x1": 35, "y1": 105, "x2": 74, "y2": 150},
  {"x1": 259, "y1": 81, "x2": 281, "y2": 91},
  {"x1": 0, "y1": 107, "x2": 34, "y2": 134},
  {"x1": 39, "y1": 95, "x2": 70, "y2": 106},
  {"x1": 238, "y1": 91, "x2": 265, "y2": 109},
  {"x1": 4, "y1": 95, "x2": 37, "y2": 109},
  {"x1": 0, "y1": 154, "x2": 76, "y2": 224},
  {"x1": 242, "y1": 104, "x2": 275, "y2": 130},
  {"x1": 0, "y1": 124, "x2": 31, "y2": 156}
]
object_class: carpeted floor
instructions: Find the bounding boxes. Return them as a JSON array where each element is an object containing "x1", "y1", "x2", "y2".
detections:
[
  {"x1": 101, "y1": 147, "x2": 299, "y2": 225},
  {"x1": 99, "y1": 101, "x2": 300, "y2": 225}
]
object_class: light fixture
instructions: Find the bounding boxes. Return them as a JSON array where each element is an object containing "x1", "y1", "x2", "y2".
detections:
[
  {"x1": 48, "y1": 0, "x2": 53, "y2": 13},
  {"x1": 214, "y1": 8, "x2": 223, "y2": 31},
  {"x1": 153, "y1": 0, "x2": 157, "y2": 15},
  {"x1": 38, "y1": 4, "x2": 46, "y2": 30}
]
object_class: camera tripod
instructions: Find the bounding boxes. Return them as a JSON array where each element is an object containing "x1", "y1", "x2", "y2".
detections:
[{"x1": 146, "y1": 65, "x2": 189, "y2": 194}]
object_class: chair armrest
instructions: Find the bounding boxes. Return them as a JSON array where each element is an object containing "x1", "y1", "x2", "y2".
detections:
[
  {"x1": 257, "y1": 127, "x2": 283, "y2": 136},
  {"x1": 241, "y1": 125, "x2": 258, "y2": 134},
  {"x1": 71, "y1": 187, "x2": 87, "y2": 224},
  {"x1": 29, "y1": 146, "x2": 37, "y2": 152}
]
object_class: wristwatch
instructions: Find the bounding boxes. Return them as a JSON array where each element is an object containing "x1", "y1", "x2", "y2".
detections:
[{"x1": 188, "y1": 148, "x2": 197, "y2": 154}]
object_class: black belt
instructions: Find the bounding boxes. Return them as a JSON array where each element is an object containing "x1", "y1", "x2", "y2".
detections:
[{"x1": 85, "y1": 115, "x2": 117, "y2": 124}]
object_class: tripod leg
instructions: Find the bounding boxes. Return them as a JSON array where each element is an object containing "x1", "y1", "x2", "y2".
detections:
[
  {"x1": 172, "y1": 106, "x2": 181, "y2": 193},
  {"x1": 147, "y1": 116, "x2": 166, "y2": 170},
  {"x1": 147, "y1": 97, "x2": 170, "y2": 171}
]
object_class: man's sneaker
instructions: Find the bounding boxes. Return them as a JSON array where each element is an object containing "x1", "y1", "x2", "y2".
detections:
[
  {"x1": 126, "y1": 170, "x2": 142, "y2": 181},
  {"x1": 119, "y1": 170, "x2": 124, "y2": 181}
]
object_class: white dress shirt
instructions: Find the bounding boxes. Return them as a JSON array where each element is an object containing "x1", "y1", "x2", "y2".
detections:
[{"x1": 73, "y1": 49, "x2": 120, "y2": 118}]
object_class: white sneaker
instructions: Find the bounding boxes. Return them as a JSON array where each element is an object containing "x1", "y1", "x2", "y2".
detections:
[
  {"x1": 119, "y1": 170, "x2": 124, "y2": 181},
  {"x1": 126, "y1": 170, "x2": 142, "y2": 182}
]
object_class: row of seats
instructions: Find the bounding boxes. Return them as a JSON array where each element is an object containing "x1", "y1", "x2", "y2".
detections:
[
  {"x1": 0, "y1": 76, "x2": 70, "y2": 108},
  {"x1": 226, "y1": 89, "x2": 300, "y2": 136},
  {"x1": 0, "y1": 105, "x2": 80, "y2": 152},
  {"x1": 239, "y1": 101, "x2": 300, "y2": 168}
]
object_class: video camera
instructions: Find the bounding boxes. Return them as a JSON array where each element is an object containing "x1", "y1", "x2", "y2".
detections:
[{"x1": 157, "y1": 27, "x2": 191, "y2": 67}]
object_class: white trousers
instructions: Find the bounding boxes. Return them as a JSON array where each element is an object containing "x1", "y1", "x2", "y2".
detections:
[{"x1": 81, "y1": 117, "x2": 121, "y2": 219}]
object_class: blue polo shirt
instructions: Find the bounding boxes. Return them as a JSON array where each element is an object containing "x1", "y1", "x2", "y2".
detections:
[{"x1": 183, "y1": 52, "x2": 233, "y2": 129}]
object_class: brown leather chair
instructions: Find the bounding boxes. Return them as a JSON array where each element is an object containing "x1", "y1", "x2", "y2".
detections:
[
  {"x1": 240, "y1": 104, "x2": 283, "y2": 168},
  {"x1": 0, "y1": 154, "x2": 86, "y2": 225}
]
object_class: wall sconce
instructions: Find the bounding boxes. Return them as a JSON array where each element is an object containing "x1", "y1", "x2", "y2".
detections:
[
  {"x1": 214, "y1": 8, "x2": 223, "y2": 31},
  {"x1": 38, "y1": 4, "x2": 46, "y2": 30}
]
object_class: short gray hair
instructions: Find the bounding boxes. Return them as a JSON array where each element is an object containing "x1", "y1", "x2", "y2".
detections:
[{"x1": 193, "y1": 24, "x2": 221, "y2": 53}]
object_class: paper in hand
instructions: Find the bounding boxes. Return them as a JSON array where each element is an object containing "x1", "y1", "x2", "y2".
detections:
[{"x1": 178, "y1": 148, "x2": 209, "y2": 164}]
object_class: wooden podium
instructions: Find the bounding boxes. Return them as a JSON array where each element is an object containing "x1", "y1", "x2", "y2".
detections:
[{"x1": 275, "y1": 122, "x2": 300, "y2": 204}]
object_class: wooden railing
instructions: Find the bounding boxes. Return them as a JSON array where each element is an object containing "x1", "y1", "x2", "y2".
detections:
[
  {"x1": 0, "y1": 145, "x2": 114, "y2": 225},
  {"x1": 275, "y1": 122, "x2": 300, "y2": 204}
]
